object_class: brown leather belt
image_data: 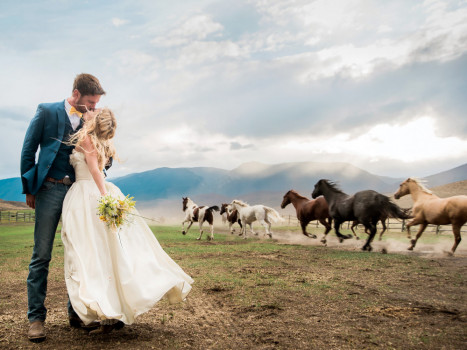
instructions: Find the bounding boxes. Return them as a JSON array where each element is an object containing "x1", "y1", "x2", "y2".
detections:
[{"x1": 45, "y1": 176, "x2": 73, "y2": 185}]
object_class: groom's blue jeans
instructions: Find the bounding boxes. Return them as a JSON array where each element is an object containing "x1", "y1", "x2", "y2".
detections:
[{"x1": 27, "y1": 181, "x2": 74, "y2": 322}]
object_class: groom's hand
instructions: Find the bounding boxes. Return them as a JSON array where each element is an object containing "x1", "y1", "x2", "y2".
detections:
[
  {"x1": 26, "y1": 194, "x2": 36, "y2": 209},
  {"x1": 105, "y1": 157, "x2": 113, "y2": 171}
]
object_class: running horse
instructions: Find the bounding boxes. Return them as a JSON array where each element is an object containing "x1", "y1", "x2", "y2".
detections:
[
  {"x1": 312, "y1": 179, "x2": 411, "y2": 251},
  {"x1": 220, "y1": 203, "x2": 243, "y2": 234},
  {"x1": 394, "y1": 177, "x2": 467, "y2": 253},
  {"x1": 280, "y1": 190, "x2": 332, "y2": 243},
  {"x1": 230, "y1": 200, "x2": 283, "y2": 239},
  {"x1": 182, "y1": 197, "x2": 220, "y2": 240}
]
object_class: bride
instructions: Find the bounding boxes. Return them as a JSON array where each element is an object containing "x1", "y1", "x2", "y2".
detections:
[{"x1": 61, "y1": 108, "x2": 193, "y2": 334}]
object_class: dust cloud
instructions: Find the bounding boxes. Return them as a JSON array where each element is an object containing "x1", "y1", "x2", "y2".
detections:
[{"x1": 270, "y1": 229, "x2": 467, "y2": 259}]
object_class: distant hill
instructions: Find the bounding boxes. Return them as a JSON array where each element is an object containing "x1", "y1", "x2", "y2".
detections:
[
  {"x1": 0, "y1": 199, "x2": 29, "y2": 210},
  {"x1": 1, "y1": 162, "x2": 465, "y2": 208},
  {"x1": 424, "y1": 163, "x2": 467, "y2": 187}
]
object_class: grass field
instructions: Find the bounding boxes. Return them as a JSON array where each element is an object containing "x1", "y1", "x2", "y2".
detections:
[{"x1": 0, "y1": 223, "x2": 466, "y2": 349}]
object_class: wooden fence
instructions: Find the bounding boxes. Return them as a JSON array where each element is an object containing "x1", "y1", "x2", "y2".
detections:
[
  {"x1": 0, "y1": 211, "x2": 35, "y2": 223},
  {"x1": 281, "y1": 215, "x2": 467, "y2": 235}
]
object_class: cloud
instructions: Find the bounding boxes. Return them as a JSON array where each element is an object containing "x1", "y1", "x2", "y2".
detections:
[
  {"x1": 112, "y1": 18, "x2": 129, "y2": 27},
  {"x1": 151, "y1": 14, "x2": 224, "y2": 47}
]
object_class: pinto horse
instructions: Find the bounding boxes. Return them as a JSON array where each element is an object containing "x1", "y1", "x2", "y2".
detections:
[
  {"x1": 280, "y1": 190, "x2": 332, "y2": 242},
  {"x1": 230, "y1": 200, "x2": 283, "y2": 239},
  {"x1": 182, "y1": 197, "x2": 220, "y2": 240},
  {"x1": 220, "y1": 203, "x2": 243, "y2": 234},
  {"x1": 312, "y1": 179, "x2": 411, "y2": 251},
  {"x1": 394, "y1": 177, "x2": 467, "y2": 253}
]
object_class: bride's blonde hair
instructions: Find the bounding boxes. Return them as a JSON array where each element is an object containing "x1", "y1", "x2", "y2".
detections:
[{"x1": 69, "y1": 107, "x2": 117, "y2": 170}]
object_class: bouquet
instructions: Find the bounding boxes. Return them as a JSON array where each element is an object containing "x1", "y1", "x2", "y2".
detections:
[{"x1": 97, "y1": 194, "x2": 136, "y2": 230}]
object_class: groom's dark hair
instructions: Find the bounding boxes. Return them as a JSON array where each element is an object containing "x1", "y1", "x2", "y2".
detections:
[{"x1": 73, "y1": 73, "x2": 106, "y2": 96}]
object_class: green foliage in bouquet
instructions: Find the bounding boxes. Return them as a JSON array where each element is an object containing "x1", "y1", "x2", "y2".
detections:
[{"x1": 97, "y1": 194, "x2": 136, "y2": 230}]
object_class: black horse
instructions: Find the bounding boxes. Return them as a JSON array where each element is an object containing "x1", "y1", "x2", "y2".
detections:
[{"x1": 311, "y1": 179, "x2": 411, "y2": 251}]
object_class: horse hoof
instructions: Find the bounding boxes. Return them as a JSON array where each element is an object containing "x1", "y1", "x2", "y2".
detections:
[
  {"x1": 339, "y1": 238, "x2": 344, "y2": 243},
  {"x1": 408, "y1": 246, "x2": 413, "y2": 251},
  {"x1": 182, "y1": 231, "x2": 186, "y2": 235},
  {"x1": 321, "y1": 239, "x2": 327, "y2": 245},
  {"x1": 356, "y1": 237, "x2": 360, "y2": 240}
]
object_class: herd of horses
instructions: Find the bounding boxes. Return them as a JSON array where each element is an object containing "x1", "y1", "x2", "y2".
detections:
[{"x1": 181, "y1": 178, "x2": 467, "y2": 254}]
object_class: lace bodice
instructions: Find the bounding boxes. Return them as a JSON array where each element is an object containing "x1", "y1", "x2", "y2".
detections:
[{"x1": 70, "y1": 151, "x2": 96, "y2": 181}]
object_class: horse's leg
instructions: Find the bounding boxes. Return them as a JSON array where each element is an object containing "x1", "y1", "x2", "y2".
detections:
[
  {"x1": 450, "y1": 224, "x2": 462, "y2": 254},
  {"x1": 182, "y1": 219, "x2": 188, "y2": 235},
  {"x1": 408, "y1": 223, "x2": 428, "y2": 251},
  {"x1": 209, "y1": 222, "x2": 214, "y2": 241},
  {"x1": 334, "y1": 220, "x2": 350, "y2": 243},
  {"x1": 378, "y1": 219, "x2": 387, "y2": 241},
  {"x1": 197, "y1": 221, "x2": 204, "y2": 240},
  {"x1": 184, "y1": 221, "x2": 193, "y2": 236},
  {"x1": 228, "y1": 221, "x2": 234, "y2": 234},
  {"x1": 250, "y1": 222, "x2": 257, "y2": 236},
  {"x1": 320, "y1": 218, "x2": 332, "y2": 244},
  {"x1": 261, "y1": 218, "x2": 272, "y2": 238},
  {"x1": 301, "y1": 220, "x2": 316, "y2": 239},
  {"x1": 350, "y1": 220, "x2": 360, "y2": 240},
  {"x1": 362, "y1": 224, "x2": 377, "y2": 251}
]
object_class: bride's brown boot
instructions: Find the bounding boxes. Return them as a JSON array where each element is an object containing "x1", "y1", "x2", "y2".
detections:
[{"x1": 89, "y1": 320, "x2": 124, "y2": 335}]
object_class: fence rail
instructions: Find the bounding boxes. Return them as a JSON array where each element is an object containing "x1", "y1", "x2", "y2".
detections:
[
  {"x1": 0, "y1": 211, "x2": 35, "y2": 223},
  {"x1": 281, "y1": 215, "x2": 467, "y2": 235}
]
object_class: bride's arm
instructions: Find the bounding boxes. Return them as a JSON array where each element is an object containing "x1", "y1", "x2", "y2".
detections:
[{"x1": 78, "y1": 136, "x2": 107, "y2": 196}]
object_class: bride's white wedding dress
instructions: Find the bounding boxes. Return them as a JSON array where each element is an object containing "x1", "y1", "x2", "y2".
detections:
[{"x1": 61, "y1": 150, "x2": 193, "y2": 325}]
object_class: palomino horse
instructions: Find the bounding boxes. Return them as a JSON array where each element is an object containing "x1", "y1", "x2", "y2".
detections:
[
  {"x1": 220, "y1": 203, "x2": 242, "y2": 234},
  {"x1": 230, "y1": 200, "x2": 283, "y2": 239},
  {"x1": 182, "y1": 197, "x2": 220, "y2": 240},
  {"x1": 350, "y1": 216, "x2": 387, "y2": 241},
  {"x1": 394, "y1": 177, "x2": 467, "y2": 253},
  {"x1": 280, "y1": 190, "x2": 332, "y2": 242},
  {"x1": 312, "y1": 179, "x2": 411, "y2": 251}
]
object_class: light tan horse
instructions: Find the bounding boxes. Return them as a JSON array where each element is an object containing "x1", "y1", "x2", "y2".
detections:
[{"x1": 394, "y1": 178, "x2": 467, "y2": 253}]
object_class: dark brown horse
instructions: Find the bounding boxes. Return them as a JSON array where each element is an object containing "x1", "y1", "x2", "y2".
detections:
[
  {"x1": 220, "y1": 203, "x2": 243, "y2": 234},
  {"x1": 312, "y1": 179, "x2": 411, "y2": 251},
  {"x1": 281, "y1": 190, "x2": 332, "y2": 243},
  {"x1": 350, "y1": 216, "x2": 387, "y2": 240}
]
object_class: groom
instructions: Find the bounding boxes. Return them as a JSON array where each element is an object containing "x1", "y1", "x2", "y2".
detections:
[{"x1": 21, "y1": 73, "x2": 106, "y2": 342}]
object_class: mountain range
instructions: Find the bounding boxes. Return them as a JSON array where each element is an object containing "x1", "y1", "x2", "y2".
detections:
[{"x1": 2, "y1": 161, "x2": 466, "y2": 219}]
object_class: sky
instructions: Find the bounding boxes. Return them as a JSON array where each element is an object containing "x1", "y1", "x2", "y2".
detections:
[{"x1": 1, "y1": 0, "x2": 467, "y2": 180}]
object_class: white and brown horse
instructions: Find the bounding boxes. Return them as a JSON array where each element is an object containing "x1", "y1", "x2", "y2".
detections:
[
  {"x1": 230, "y1": 199, "x2": 283, "y2": 239},
  {"x1": 394, "y1": 178, "x2": 467, "y2": 253},
  {"x1": 182, "y1": 197, "x2": 220, "y2": 240},
  {"x1": 220, "y1": 203, "x2": 242, "y2": 234}
]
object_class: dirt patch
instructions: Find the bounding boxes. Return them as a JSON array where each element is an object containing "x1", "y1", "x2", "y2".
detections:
[{"x1": 1, "y1": 228, "x2": 466, "y2": 349}]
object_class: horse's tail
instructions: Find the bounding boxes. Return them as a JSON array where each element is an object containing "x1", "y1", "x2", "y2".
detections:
[
  {"x1": 381, "y1": 199, "x2": 412, "y2": 220},
  {"x1": 208, "y1": 205, "x2": 220, "y2": 212},
  {"x1": 264, "y1": 206, "x2": 284, "y2": 223}
]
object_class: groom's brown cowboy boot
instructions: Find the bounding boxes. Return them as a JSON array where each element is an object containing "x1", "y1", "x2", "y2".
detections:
[{"x1": 28, "y1": 320, "x2": 46, "y2": 342}]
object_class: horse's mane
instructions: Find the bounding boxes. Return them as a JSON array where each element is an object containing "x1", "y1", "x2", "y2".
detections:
[
  {"x1": 232, "y1": 199, "x2": 248, "y2": 207},
  {"x1": 408, "y1": 177, "x2": 433, "y2": 194},
  {"x1": 287, "y1": 190, "x2": 308, "y2": 199},
  {"x1": 322, "y1": 179, "x2": 346, "y2": 194}
]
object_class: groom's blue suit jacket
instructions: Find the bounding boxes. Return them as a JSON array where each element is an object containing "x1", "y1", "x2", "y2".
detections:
[{"x1": 21, "y1": 100, "x2": 71, "y2": 195}]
